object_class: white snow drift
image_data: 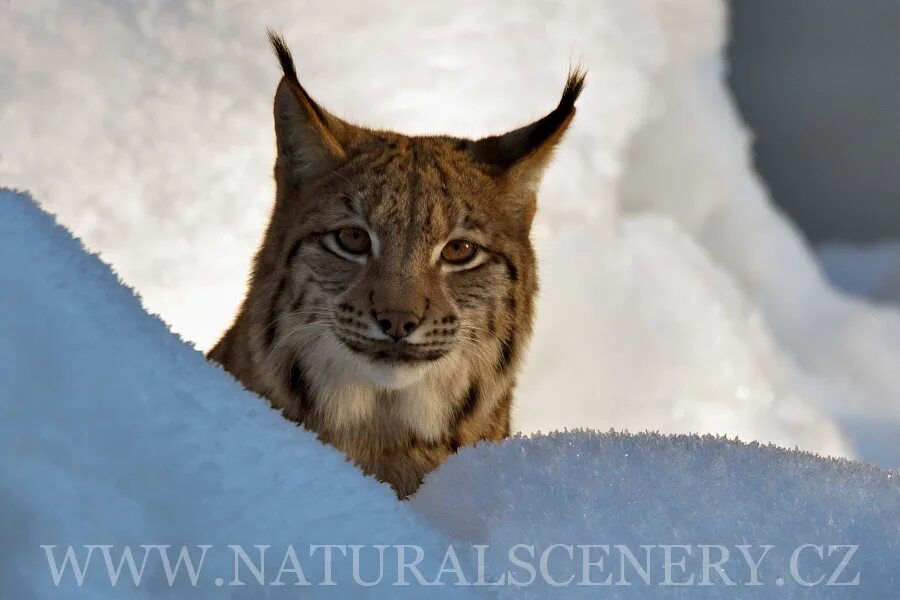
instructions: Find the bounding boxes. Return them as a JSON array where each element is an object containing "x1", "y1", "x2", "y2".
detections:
[
  {"x1": 0, "y1": 189, "x2": 474, "y2": 598},
  {"x1": 416, "y1": 430, "x2": 900, "y2": 599},
  {"x1": 3, "y1": 187, "x2": 898, "y2": 598}
]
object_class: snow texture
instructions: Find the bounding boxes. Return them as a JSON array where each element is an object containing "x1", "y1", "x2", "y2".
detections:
[
  {"x1": 3, "y1": 188, "x2": 898, "y2": 598},
  {"x1": 3, "y1": 0, "x2": 900, "y2": 466},
  {"x1": 414, "y1": 430, "x2": 900, "y2": 598},
  {"x1": 0, "y1": 189, "x2": 475, "y2": 598}
]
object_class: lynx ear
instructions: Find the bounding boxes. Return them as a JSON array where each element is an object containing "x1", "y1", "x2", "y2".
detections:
[
  {"x1": 268, "y1": 31, "x2": 362, "y2": 181},
  {"x1": 468, "y1": 68, "x2": 586, "y2": 193}
]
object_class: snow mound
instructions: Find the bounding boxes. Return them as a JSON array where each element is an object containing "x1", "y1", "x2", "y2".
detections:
[
  {"x1": 4, "y1": 188, "x2": 898, "y2": 597},
  {"x1": 414, "y1": 431, "x2": 900, "y2": 598},
  {"x1": 0, "y1": 189, "x2": 471, "y2": 598}
]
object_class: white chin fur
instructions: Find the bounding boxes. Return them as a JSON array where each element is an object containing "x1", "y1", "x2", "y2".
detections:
[
  {"x1": 314, "y1": 333, "x2": 429, "y2": 390},
  {"x1": 356, "y1": 360, "x2": 429, "y2": 390}
]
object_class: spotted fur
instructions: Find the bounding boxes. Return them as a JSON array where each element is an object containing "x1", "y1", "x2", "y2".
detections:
[{"x1": 208, "y1": 32, "x2": 584, "y2": 498}]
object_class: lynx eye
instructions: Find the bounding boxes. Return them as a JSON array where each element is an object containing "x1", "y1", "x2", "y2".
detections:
[
  {"x1": 335, "y1": 227, "x2": 371, "y2": 255},
  {"x1": 441, "y1": 239, "x2": 479, "y2": 264}
]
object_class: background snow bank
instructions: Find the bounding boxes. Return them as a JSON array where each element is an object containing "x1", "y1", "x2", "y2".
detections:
[
  {"x1": 0, "y1": 190, "x2": 472, "y2": 599},
  {"x1": 3, "y1": 188, "x2": 898, "y2": 597},
  {"x1": 616, "y1": 1, "x2": 900, "y2": 467},
  {"x1": 1, "y1": 2, "x2": 899, "y2": 464}
]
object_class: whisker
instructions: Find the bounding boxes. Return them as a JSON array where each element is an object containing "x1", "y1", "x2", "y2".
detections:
[
  {"x1": 263, "y1": 307, "x2": 336, "y2": 334},
  {"x1": 452, "y1": 333, "x2": 498, "y2": 367},
  {"x1": 459, "y1": 323, "x2": 504, "y2": 343},
  {"x1": 263, "y1": 319, "x2": 329, "y2": 374}
]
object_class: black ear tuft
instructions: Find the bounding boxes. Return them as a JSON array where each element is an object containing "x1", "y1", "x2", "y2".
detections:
[
  {"x1": 266, "y1": 29, "x2": 335, "y2": 133},
  {"x1": 267, "y1": 29, "x2": 298, "y2": 83},
  {"x1": 518, "y1": 66, "x2": 586, "y2": 166},
  {"x1": 268, "y1": 29, "x2": 361, "y2": 176},
  {"x1": 469, "y1": 67, "x2": 586, "y2": 173},
  {"x1": 559, "y1": 66, "x2": 587, "y2": 116}
]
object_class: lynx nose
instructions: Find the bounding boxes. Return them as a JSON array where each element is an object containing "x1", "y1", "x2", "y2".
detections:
[{"x1": 375, "y1": 310, "x2": 422, "y2": 341}]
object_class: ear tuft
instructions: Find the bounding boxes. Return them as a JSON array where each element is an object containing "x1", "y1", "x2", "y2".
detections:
[
  {"x1": 267, "y1": 30, "x2": 364, "y2": 183},
  {"x1": 559, "y1": 66, "x2": 587, "y2": 118},
  {"x1": 468, "y1": 67, "x2": 586, "y2": 189},
  {"x1": 267, "y1": 29, "x2": 299, "y2": 84}
]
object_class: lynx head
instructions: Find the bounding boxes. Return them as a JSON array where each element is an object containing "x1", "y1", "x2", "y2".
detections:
[{"x1": 259, "y1": 32, "x2": 583, "y2": 392}]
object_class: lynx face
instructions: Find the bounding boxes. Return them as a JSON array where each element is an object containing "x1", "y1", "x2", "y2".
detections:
[
  {"x1": 208, "y1": 32, "x2": 583, "y2": 497},
  {"x1": 277, "y1": 134, "x2": 534, "y2": 389}
]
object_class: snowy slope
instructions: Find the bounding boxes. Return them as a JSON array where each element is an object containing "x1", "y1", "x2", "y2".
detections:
[
  {"x1": 415, "y1": 431, "x2": 900, "y2": 598},
  {"x1": 0, "y1": 189, "x2": 475, "y2": 598},
  {"x1": 3, "y1": 188, "x2": 898, "y2": 598},
  {"x1": 1, "y1": 2, "x2": 899, "y2": 465}
]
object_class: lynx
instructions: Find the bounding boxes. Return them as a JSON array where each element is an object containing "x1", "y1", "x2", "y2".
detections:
[{"x1": 209, "y1": 32, "x2": 584, "y2": 498}]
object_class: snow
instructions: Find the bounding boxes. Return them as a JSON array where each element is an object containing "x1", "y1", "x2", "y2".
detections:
[
  {"x1": 0, "y1": 189, "x2": 473, "y2": 598},
  {"x1": 0, "y1": 190, "x2": 900, "y2": 599},
  {"x1": 614, "y1": 0, "x2": 900, "y2": 467},
  {"x1": 3, "y1": 188, "x2": 898, "y2": 598},
  {"x1": 414, "y1": 431, "x2": 900, "y2": 598},
  {"x1": 520, "y1": 217, "x2": 850, "y2": 458}
]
